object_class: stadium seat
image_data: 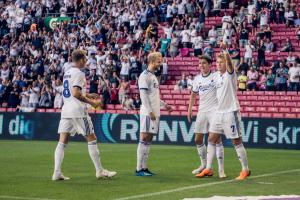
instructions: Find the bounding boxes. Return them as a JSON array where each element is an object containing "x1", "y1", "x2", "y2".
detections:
[
  {"x1": 46, "y1": 109, "x2": 56, "y2": 113},
  {"x1": 0, "y1": 108, "x2": 7, "y2": 112},
  {"x1": 272, "y1": 113, "x2": 284, "y2": 118},
  {"x1": 284, "y1": 113, "x2": 297, "y2": 118},
  {"x1": 261, "y1": 113, "x2": 272, "y2": 118},
  {"x1": 249, "y1": 113, "x2": 260, "y2": 117},
  {"x1": 37, "y1": 109, "x2": 46, "y2": 112},
  {"x1": 7, "y1": 108, "x2": 16, "y2": 112}
]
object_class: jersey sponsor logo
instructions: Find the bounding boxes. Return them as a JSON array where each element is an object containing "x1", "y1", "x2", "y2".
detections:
[{"x1": 196, "y1": 80, "x2": 216, "y2": 92}]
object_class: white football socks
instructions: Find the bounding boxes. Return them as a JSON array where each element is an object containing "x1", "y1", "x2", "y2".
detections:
[
  {"x1": 54, "y1": 142, "x2": 66, "y2": 174},
  {"x1": 196, "y1": 144, "x2": 207, "y2": 168},
  {"x1": 88, "y1": 140, "x2": 103, "y2": 173},
  {"x1": 142, "y1": 142, "x2": 150, "y2": 170},
  {"x1": 216, "y1": 142, "x2": 225, "y2": 173},
  {"x1": 137, "y1": 141, "x2": 146, "y2": 171},
  {"x1": 206, "y1": 142, "x2": 216, "y2": 169},
  {"x1": 235, "y1": 143, "x2": 249, "y2": 171}
]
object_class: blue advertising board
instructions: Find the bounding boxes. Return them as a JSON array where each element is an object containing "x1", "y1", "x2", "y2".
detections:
[{"x1": 0, "y1": 112, "x2": 299, "y2": 149}]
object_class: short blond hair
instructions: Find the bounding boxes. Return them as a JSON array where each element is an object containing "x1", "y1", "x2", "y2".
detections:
[
  {"x1": 216, "y1": 53, "x2": 225, "y2": 61},
  {"x1": 72, "y1": 49, "x2": 86, "y2": 62},
  {"x1": 147, "y1": 52, "x2": 162, "y2": 64}
]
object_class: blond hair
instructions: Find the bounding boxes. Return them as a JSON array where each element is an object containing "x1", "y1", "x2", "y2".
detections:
[
  {"x1": 147, "y1": 52, "x2": 162, "y2": 64},
  {"x1": 216, "y1": 53, "x2": 225, "y2": 61},
  {"x1": 72, "y1": 49, "x2": 86, "y2": 62}
]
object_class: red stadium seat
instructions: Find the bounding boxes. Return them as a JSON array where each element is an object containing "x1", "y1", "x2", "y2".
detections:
[
  {"x1": 241, "y1": 112, "x2": 249, "y2": 117},
  {"x1": 274, "y1": 102, "x2": 285, "y2": 107},
  {"x1": 55, "y1": 109, "x2": 62, "y2": 113},
  {"x1": 286, "y1": 102, "x2": 297, "y2": 107},
  {"x1": 291, "y1": 108, "x2": 300, "y2": 113},
  {"x1": 267, "y1": 107, "x2": 278, "y2": 112},
  {"x1": 279, "y1": 107, "x2": 290, "y2": 113},
  {"x1": 106, "y1": 104, "x2": 115, "y2": 109},
  {"x1": 272, "y1": 113, "x2": 284, "y2": 118},
  {"x1": 37, "y1": 109, "x2": 46, "y2": 112},
  {"x1": 0, "y1": 108, "x2": 7, "y2": 112},
  {"x1": 256, "y1": 107, "x2": 267, "y2": 112},
  {"x1": 96, "y1": 110, "x2": 105, "y2": 114},
  {"x1": 46, "y1": 109, "x2": 56, "y2": 113},
  {"x1": 261, "y1": 113, "x2": 272, "y2": 118},
  {"x1": 284, "y1": 113, "x2": 297, "y2": 118},
  {"x1": 249, "y1": 113, "x2": 260, "y2": 117},
  {"x1": 170, "y1": 111, "x2": 181, "y2": 116},
  {"x1": 244, "y1": 107, "x2": 255, "y2": 112}
]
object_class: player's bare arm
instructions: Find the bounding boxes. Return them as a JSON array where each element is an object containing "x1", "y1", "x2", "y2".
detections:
[
  {"x1": 187, "y1": 92, "x2": 197, "y2": 123},
  {"x1": 220, "y1": 42, "x2": 234, "y2": 74},
  {"x1": 72, "y1": 87, "x2": 101, "y2": 108},
  {"x1": 160, "y1": 100, "x2": 172, "y2": 112}
]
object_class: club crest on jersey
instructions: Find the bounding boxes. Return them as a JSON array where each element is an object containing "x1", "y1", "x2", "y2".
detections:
[{"x1": 153, "y1": 82, "x2": 159, "y2": 88}]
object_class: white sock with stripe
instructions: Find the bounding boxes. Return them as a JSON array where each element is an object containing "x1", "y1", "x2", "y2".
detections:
[
  {"x1": 196, "y1": 144, "x2": 207, "y2": 168},
  {"x1": 235, "y1": 143, "x2": 249, "y2": 171},
  {"x1": 206, "y1": 142, "x2": 216, "y2": 169},
  {"x1": 137, "y1": 141, "x2": 147, "y2": 171},
  {"x1": 88, "y1": 140, "x2": 103, "y2": 173},
  {"x1": 216, "y1": 142, "x2": 225, "y2": 174},
  {"x1": 54, "y1": 142, "x2": 66, "y2": 174},
  {"x1": 142, "y1": 142, "x2": 151, "y2": 170}
]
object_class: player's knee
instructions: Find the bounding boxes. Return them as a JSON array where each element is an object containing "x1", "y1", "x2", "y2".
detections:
[
  {"x1": 232, "y1": 137, "x2": 242, "y2": 146},
  {"x1": 59, "y1": 133, "x2": 69, "y2": 144},
  {"x1": 194, "y1": 133, "x2": 204, "y2": 145},
  {"x1": 86, "y1": 133, "x2": 97, "y2": 142}
]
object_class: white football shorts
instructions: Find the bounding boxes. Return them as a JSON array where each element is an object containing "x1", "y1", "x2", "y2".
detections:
[
  {"x1": 209, "y1": 111, "x2": 242, "y2": 139},
  {"x1": 140, "y1": 114, "x2": 160, "y2": 134},
  {"x1": 194, "y1": 111, "x2": 216, "y2": 134},
  {"x1": 58, "y1": 115, "x2": 94, "y2": 136}
]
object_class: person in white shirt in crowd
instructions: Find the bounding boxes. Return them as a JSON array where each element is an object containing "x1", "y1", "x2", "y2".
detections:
[
  {"x1": 1, "y1": 63, "x2": 10, "y2": 81},
  {"x1": 28, "y1": 81, "x2": 40, "y2": 109},
  {"x1": 288, "y1": 63, "x2": 300, "y2": 91},
  {"x1": 120, "y1": 56, "x2": 131, "y2": 80},
  {"x1": 286, "y1": 52, "x2": 296, "y2": 66},
  {"x1": 222, "y1": 25, "x2": 234, "y2": 46},
  {"x1": 285, "y1": 8, "x2": 295, "y2": 27},
  {"x1": 53, "y1": 79, "x2": 63, "y2": 109},
  {"x1": 180, "y1": 25, "x2": 191, "y2": 47},
  {"x1": 247, "y1": 2, "x2": 256, "y2": 24},
  {"x1": 87, "y1": 52, "x2": 97, "y2": 71},
  {"x1": 162, "y1": 58, "x2": 168, "y2": 84},
  {"x1": 20, "y1": 86, "x2": 30, "y2": 108},
  {"x1": 222, "y1": 12, "x2": 232, "y2": 34},
  {"x1": 259, "y1": 9, "x2": 268, "y2": 29},
  {"x1": 244, "y1": 40, "x2": 255, "y2": 65},
  {"x1": 122, "y1": 94, "x2": 134, "y2": 110},
  {"x1": 192, "y1": 31, "x2": 204, "y2": 56},
  {"x1": 187, "y1": 74, "x2": 194, "y2": 90},
  {"x1": 208, "y1": 26, "x2": 217, "y2": 47}
]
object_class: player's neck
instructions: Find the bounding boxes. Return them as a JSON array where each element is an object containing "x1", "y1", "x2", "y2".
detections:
[
  {"x1": 147, "y1": 65, "x2": 156, "y2": 73},
  {"x1": 202, "y1": 71, "x2": 211, "y2": 77}
]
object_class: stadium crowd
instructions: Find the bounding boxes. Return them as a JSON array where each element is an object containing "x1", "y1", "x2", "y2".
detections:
[{"x1": 0, "y1": 0, "x2": 299, "y2": 111}]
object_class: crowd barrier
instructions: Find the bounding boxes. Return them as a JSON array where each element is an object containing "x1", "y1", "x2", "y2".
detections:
[{"x1": 0, "y1": 112, "x2": 299, "y2": 149}]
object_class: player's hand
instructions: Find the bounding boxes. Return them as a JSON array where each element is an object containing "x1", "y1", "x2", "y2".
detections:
[
  {"x1": 165, "y1": 104, "x2": 173, "y2": 112},
  {"x1": 187, "y1": 111, "x2": 193, "y2": 123},
  {"x1": 89, "y1": 93, "x2": 100, "y2": 99},
  {"x1": 91, "y1": 99, "x2": 102, "y2": 109},
  {"x1": 149, "y1": 112, "x2": 156, "y2": 121}
]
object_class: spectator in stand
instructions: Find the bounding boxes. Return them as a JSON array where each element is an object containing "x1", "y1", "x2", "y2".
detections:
[
  {"x1": 238, "y1": 70, "x2": 248, "y2": 91},
  {"x1": 286, "y1": 52, "x2": 296, "y2": 65},
  {"x1": 122, "y1": 94, "x2": 134, "y2": 110},
  {"x1": 259, "y1": 9, "x2": 268, "y2": 30},
  {"x1": 288, "y1": 62, "x2": 300, "y2": 91},
  {"x1": 266, "y1": 69, "x2": 276, "y2": 91},
  {"x1": 159, "y1": 34, "x2": 171, "y2": 57},
  {"x1": 265, "y1": 38, "x2": 274, "y2": 53},
  {"x1": 89, "y1": 69, "x2": 99, "y2": 94},
  {"x1": 275, "y1": 62, "x2": 289, "y2": 91},
  {"x1": 237, "y1": 57, "x2": 249, "y2": 73},
  {"x1": 53, "y1": 79, "x2": 63, "y2": 109},
  {"x1": 39, "y1": 84, "x2": 53, "y2": 109},
  {"x1": 269, "y1": 5, "x2": 277, "y2": 24},
  {"x1": 109, "y1": 83, "x2": 119, "y2": 105},
  {"x1": 133, "y1": 94, "x2": 141, "y2": 110},
  {"x1": 175, "y1": 73, "x2": 188, "y2": 90},
  {"x1": 295, "y1": 14, "x2": 300, "y2": 27},
  {"x1": 192, "y1": 31, "x2": 204, "y2": 56},
  {"x1": 257, "y1": 40, "x2": 266, "y2": 68},
  {"x1": 247, "y1": 67, "x2": 259, "y2": 90},
  {"x1": 198, "y1": 8, "x2": 205, "y2": 32},
  {"x1": 223, "y1": 25, "x2": 234, "y2": 46},
  {"x1": 222, "y1": 12, "x2": 232, "y2": 34},
  {"x1": 285, "y1": 8, "x2": 295, "y2": 27},
  {"x1": 169, "y1": 33, "x2": 179, "y2": 57},
  {"x1": 187, "y1": 74, "x2": 194, "y2": 90},
  {"x1": 229, "y1": 43, "x2": 241, "y2": 70},
  {"x1": 20, "y1": 86, "x2": 30, "y2": 108},
  {"x1": 8, "y1": 83, "x2": 20, "y2": 108},
  {"x1": 239, "y1": 22, "x2": 249, "y2": 48},
  {"x1": 28, "y1": 81, "x2": 40, "y2": 109},
  {"x1": 258, "y1": 70, "x2": 267, "y2": 91},
  {"x1": 120, "y1": 56, "x2": 131, "y2": 80},
  {"x1": 118, "y1": 78, "x2": 130, "y2": 104},
  {"x1": 281, "y1": 38, "x2": 293, "y2": 52},
  {"x1": 208, "y1": 26, "x2": 217, "y2": 47},
  {"x1": 244, "y1": 40, "x2": 254, "y2": 65},
  {"x1": 278, "y1": 4, "x2": 285, "y2": 24},
  {"x1": 162, "y1": 58, "x2": 168, "y2": 84}
]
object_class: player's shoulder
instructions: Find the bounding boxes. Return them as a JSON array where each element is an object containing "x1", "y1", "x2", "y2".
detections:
[{"x1": 140, "y1": 70, "x2": 153, "y2": 78}]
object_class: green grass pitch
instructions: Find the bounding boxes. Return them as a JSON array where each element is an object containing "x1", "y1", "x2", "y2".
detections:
[{"x1": 0, "y1": 140, "x2": 299, "y2": 200}]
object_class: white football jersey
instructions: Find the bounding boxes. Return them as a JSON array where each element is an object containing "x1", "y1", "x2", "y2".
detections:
[
  {"x1": 61, "y1": 67, "x2": 88, "y2": 118},
  {"x1": 192, "y1": 72, "x2": 218, "y2": 113},
  {"x1": 215, "y1": 71, "x2": 240, "y2": 113},
  {"x1": 139, "y1": 70, "x2": 161, "y2": 116}
]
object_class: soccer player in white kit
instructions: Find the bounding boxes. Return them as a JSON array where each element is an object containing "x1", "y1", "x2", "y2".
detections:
[
  {"x1": 187, "y1": 56, "x2": 226, "y2": 178},
  {"x1": 52, "y1": 50, "x2": 117, "y2": 181},
  {"x1": 136, "y1": 52, "x2": 172, "y2": 176},
  {"x1": 197, "y1": 44, "x2": 250, "y2": 180}
]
